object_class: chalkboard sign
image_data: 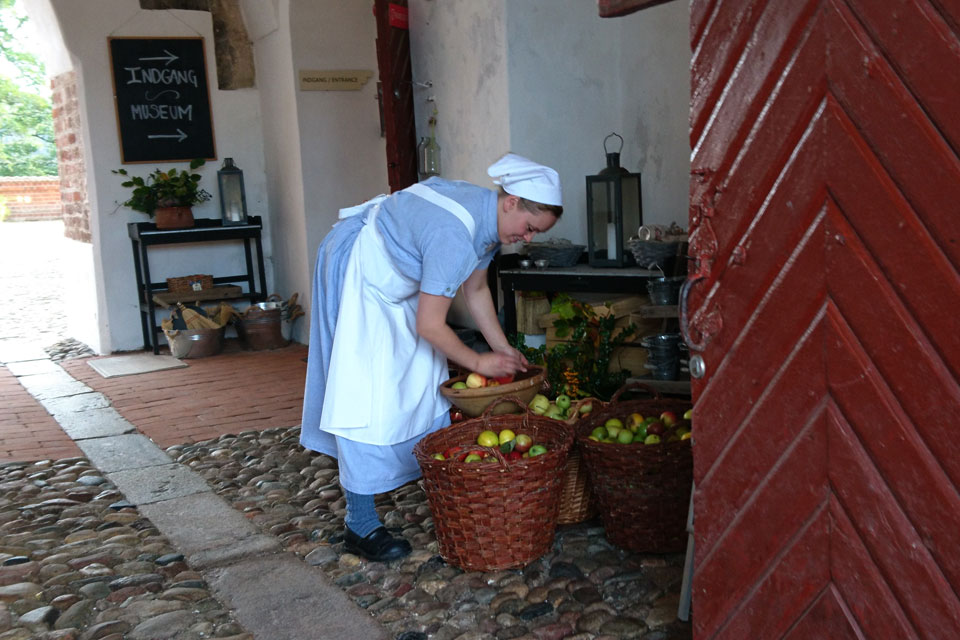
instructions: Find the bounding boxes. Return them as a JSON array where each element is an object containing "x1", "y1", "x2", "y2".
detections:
[{"x1": 108, "y1": 37, "x2": 217, "y2": 164}]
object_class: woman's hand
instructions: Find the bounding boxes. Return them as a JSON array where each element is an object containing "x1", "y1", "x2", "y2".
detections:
[{"x1": 474, "y1": 350, "x2": 526, "y2": 378}]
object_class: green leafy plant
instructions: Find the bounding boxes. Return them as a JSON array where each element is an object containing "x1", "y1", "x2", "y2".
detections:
[
  {"x1": 511, "y1": 293, "x2": 637, "y2": 401},
  {"x1": 113, "y1": 159, "x2": 211, "y2": 217}
]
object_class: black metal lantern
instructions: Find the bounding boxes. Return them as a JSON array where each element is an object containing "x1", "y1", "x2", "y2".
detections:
[
  {"x1": 218, "y1": 157, "x2": 248, "y2": 226},
  {"x1": 586, "y1": 133, "x2": 642, "y2": 267}
]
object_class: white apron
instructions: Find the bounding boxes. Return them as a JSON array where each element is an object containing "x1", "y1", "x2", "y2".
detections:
[{"x1": 318, "y1": 183, "x2": 480, "y2": 445}]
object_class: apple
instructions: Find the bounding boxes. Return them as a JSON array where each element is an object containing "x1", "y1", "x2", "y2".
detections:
[
  {"x1": 443, "y1": 446, "x2": 463, "y2": 460},
  {"x1": 450, "y1": 409, "x2": 464, "y2": 423},
  {"x1": 528, "y1": 444, "x2": 548, "y2": 457},
  {"x1": 555, "y1": 394, "x2": 571, "y2": 411},
  {"x1": 465, "y1": 372, "x2": 487, "y2": 388},
  {"x1": 644, "y1": 434, "x2": 661, "y2": 445},
  {"x1": 493, "y1": 374, "x2": 515, "y2": 385},
  {"x1": 590, "y1": 426, "x2": 608, "y2": 440},
  {"x1": 498, "y1": 429, "x2": 516, "y2": 445},
  {"x1": 646, "y1": 420, "x2": 665, "y2": 436},
  {"x1": 578, "y1": 402, "x2": 593, "y2": 415},
  {"x1": 604, "y1": 418, "x2": 624, "y2": 430},
  {"x1": 616, "y1": 429, "x2": 634, "y2": 444},
  {"x1": 487, "y1": 380, "x2": 500, "y2": 387},
  {"x1": 683, "y1": 408, "x2": 693, "y2": 420},
  {"x1": 680, "y1": 432, "x2": 692, "y2": 441},
  {"x1": 514, "y1": 434, "x2": 533, "y2": 453},
  {"x1": 529, "y1": 394, "x2": 550, "y2": 415},
  {"x1": 544, "y1": 404, "x2": 564, "y2": 420},
  {"x1": 452, "y1": 381, "x2": 468, "y2": 390},
  {"x1": 477, "y1": 430, "x2": 499, "y2": 447},
  {"x1": 505, "y1": 450, "x2": 523, "y2": 461},
  {"x1": 431, "y1": 453, "x2": 445, "y2": 460},
  {"x1": 626, "y1": 413, "x2": 644, "y2": 433},
  {"x1": 606, "y1": 424, "x2": 622, "y2": 439},
  {"x1": 463, "y1": 453, "x2": 484, "y2": 463},
  {"x1": 660, "y1": 410, "x2": 678, "y2": 427}
]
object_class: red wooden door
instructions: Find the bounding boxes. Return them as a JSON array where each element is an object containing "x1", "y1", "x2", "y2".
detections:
[
  {"x1": 374, "y1": 0, "x2": 418, "y2": 192},
  {"x1": 686, "y1": 0, "x2": 960, "y2": 637}
]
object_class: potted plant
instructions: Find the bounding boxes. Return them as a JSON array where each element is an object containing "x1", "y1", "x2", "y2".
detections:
[{"x1": 113, "y1": 159, "x2": 212, "y2": 229}]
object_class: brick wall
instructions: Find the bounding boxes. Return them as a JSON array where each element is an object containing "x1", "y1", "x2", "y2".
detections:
[
  {"x1": 0, "y1": 177, "x2": 61, "y2": 221},
  {"x1": 51, "y1": 70, "x2": 91, "y2": 244}
]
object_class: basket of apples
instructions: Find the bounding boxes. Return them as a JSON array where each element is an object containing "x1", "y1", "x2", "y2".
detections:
[
  {"x1": 575, "y1": 383, "x2": 693, "y2": 553},
  {"x1": 413, "y1": 396, "x2": 574, "y2": 571},
  {"x1": 439, "y1": 365, "x2": 547, "y2": 418}
]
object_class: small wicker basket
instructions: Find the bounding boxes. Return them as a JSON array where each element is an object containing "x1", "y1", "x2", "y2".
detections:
[
  {"x1": 414, "y1": 397, "x2": 573, "y2": 571},
  {"x1": 575, "y1": 383, "x2": 693, "y2": 553},
  {"x1": 524, "y1": 242, "x2": 585, "y2": 267},
  {"x1": 555, "y1": 397, "x2": 605, "y2": 525},
  {"x1": 166, "y1": 274, "x2": 214, "y2": 293}
]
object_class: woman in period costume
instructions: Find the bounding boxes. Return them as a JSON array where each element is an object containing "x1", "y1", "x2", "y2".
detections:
[{"x1": 301, "y1": 153, "x2": 563, "y2": 561}]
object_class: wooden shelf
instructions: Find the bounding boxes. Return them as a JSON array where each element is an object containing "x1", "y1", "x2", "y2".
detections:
[
  {"x1": 627, "y1": 376, "x2": 691, "y2": 396},
  {"x1": 152, "y1": 285, "x2": 246, "y2": 307},
  {"x1": 630, "y1": 303, "x2": 679, "y2": 319}
]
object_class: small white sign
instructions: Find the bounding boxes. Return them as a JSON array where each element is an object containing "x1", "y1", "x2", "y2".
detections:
[{"x1": 299, "y1": 70, "x2": 374, "y2": 91}]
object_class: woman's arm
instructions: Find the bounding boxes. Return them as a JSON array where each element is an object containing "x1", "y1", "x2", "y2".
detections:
[
  {"x1": 460, "y1": 268, "x2": 511, "y2": 352},
  {"x1": 416, "y1": 291, "x2": 525, "y2": 378}
]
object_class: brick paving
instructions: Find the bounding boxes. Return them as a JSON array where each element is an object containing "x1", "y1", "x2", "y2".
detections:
[
  {"x1": 0, "y1": 364, "x2": 82, "y2": 461},
  {"x1": 61, "y1": 342, "x2": 308, "y2": 448}
]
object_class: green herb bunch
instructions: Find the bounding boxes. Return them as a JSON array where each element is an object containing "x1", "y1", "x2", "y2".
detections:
[
  {"x1": 512, "y1": 293, "x2": 637, "y2": 401},
  {"x1": 113, "y1": 158, "x2": 211, "y2": 217}
]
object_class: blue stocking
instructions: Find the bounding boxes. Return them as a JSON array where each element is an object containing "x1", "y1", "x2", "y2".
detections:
[{"x1": 344, "y1": 490, "x2": 382, "y2": 537}]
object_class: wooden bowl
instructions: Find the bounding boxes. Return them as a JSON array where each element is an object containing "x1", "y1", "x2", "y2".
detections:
[{"x1": 439, "y1": 365, "x2": 546, "y2": 417}]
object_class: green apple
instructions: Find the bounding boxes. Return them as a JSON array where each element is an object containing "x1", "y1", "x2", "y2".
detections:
[
  {"x1": 590, "y1": 426, "x2": 608, "y2": 440},
  {"x1": 555, "y1": 394, "x2": 571, "y2": 411},
  {"x1": 529, "y1": 394, "x2": 550, "y2": 415},
  {"x1": 528, "y1": 444, "x2": 548, "y2": 457},
  {"x1": 616, "y1": 429, "x2": 634, "y2": 444},
  {"x1": 463, "y1": 453, "x2": 484, "y2": 462},
  {"x1": 604, "y1": 417, "x2": 623, "y2": 430},
  {"x1": 452, "y1": 381, "x2": 467, "y2": 389},
  {"x1": 683, "y1": 408, "x2": 693, "y2": 420},
  {"x1": 644, "y1": 434, "x2": 661, "y2": 445},
  {"x1": 544, "y1": 404, "x2": 564, "y2": 420},
  {"x1": 578, "y1": 402, "x2": 593, "y2": 415}
]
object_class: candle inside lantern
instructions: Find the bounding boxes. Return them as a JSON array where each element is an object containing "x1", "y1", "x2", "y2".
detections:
[{"x1": 606, "y1": 222, "x2": 617, "y2": 260}]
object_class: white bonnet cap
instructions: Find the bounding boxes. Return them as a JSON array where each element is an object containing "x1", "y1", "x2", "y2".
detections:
[{"x1": 487, "y1": 153, "x2": 562, "y2": 207}]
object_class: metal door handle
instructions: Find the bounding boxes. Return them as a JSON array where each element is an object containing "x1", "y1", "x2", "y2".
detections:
[{"x1": 679, "y1": 274, "x2": 707, "y2": 351}]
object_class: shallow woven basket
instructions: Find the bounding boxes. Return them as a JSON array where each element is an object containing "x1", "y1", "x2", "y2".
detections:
[
  {"x1": 627, "y1": 240, "x2": 682, "y2": 269},
  {"x1": 439, "y1": 366, "x2": 546, "y2": 417},
  {"x1": 414, "y1": 397, "x2": 574, "y2": 571},
  {"x1": 166, "y1": 274, "x2": 213, "y2": 293},
  {"x1": 524, "y1": 243, "x2": 585, "y2": 268},
  {"x1": 575, "y1": 383, "x2": 693, "y2": 553}
]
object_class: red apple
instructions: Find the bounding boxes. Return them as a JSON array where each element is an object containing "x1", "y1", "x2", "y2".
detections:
[
  {"x1": 465, "y1": 372, "x2": 487, "y2": 388},
  {"x1": 513, "y1": 434, "x2": 533, "y2": 454},
  {"x1": 659, "y1": 411, "x2": 678, "y2": 427},
  {"x1": 646, "y1": 420, "x2": 665, "y2": 436},
  {"x1": 443, "y1": 446, "x2": 463, "y2": 460},
  {"x1": 493, "y1": 374, "x2": 515, "y2": 385},
  {"x1": 505, "y1": 451, "x2": 523, "y2": 462}
]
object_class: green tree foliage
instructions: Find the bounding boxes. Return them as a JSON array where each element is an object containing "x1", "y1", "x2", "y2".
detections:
[{"x1": 0, "y1": 0, "x2": 57, "y2": 176}]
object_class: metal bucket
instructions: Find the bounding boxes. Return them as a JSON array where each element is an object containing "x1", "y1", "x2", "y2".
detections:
[
  {"x1": 237, "y1": 307, "x2": 287, "y2": 350},
  {"x1": 164, "y1": 327, "x2": 225, "y2": 359},
  {"x1": 646, "y1": 276, "x2": 685, "y2": 306}
]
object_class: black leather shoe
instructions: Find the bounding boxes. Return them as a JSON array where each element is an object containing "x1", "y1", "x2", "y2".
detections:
[{"x1": 343, "y1": 527, "x2": 412, "y2": 562}]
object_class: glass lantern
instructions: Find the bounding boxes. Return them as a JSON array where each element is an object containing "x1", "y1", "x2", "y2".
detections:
[
  {"x1": 586, "y1": 133, "x2": 642, "y2": 267},
  {"x1": 218, "y1": 158, "x2": 248, "y2": 226}
]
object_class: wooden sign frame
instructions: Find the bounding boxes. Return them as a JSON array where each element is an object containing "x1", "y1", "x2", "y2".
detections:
[{"x1": 108, "y1": 36, "x2": 217, "y2": 164}]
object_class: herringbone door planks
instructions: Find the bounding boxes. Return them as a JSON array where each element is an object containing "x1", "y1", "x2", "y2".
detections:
[{"x1": 687, "y1": 0, "x2": 960, "y2": 638}]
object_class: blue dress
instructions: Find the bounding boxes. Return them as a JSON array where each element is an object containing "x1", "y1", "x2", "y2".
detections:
[{"x1": 300, "y1": 178, "x2": 500, "y2": 493}]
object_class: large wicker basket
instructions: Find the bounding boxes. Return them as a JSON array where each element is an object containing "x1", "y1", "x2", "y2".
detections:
[
  {"x1": 576, "y1": 384, "x2": 693, "y2": 553},
  {"x1": 414, "y1": 397, "x2": 574, "y2": 571}
]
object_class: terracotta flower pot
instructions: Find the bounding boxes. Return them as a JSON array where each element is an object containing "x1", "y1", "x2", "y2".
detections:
[{"x1": 154, "y1": 206, "x2": 195, "y2": 230}]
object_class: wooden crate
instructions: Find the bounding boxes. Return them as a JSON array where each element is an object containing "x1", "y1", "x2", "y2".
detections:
[{"x1": 538, "y1": 295, "x2": 660, "y2": 345}]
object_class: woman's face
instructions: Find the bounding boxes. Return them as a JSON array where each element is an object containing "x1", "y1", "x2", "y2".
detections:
[{"x1": 499, "y1": 197, "x2": 557, "y2": 245}]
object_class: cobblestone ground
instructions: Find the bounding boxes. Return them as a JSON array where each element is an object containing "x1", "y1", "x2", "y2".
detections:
[{"x1": 171, "y1": 428, "x2": 693, "y2": 640}]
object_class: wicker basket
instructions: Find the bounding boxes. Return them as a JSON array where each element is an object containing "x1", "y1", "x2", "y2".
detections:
[
  {"x1": 576, "y1": 383, "x2": 693, "y2": 553},
  {"x1": 414, "y1": 397, "x2": 574, "y2": 571},
  {"x1": 555, "y1": 397, "x2": 605, "y2": 525},
  {"x1": 627, "y1": 240, "x2": 682, "y2": 269},
  {"x1": 524, "y1": 242, "x2": 585, "y2": 267},
  {"x1": 166, "y1": 274, "x2": 214, "y2": 293}
]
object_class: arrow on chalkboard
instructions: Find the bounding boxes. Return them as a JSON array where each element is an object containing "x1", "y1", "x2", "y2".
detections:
[
  {"x1": 148, "y1": 129, "x2": 188, "y2": 142},
  {"x1": 139, "y1": 50, "x2": 179, "y2": 66}
]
